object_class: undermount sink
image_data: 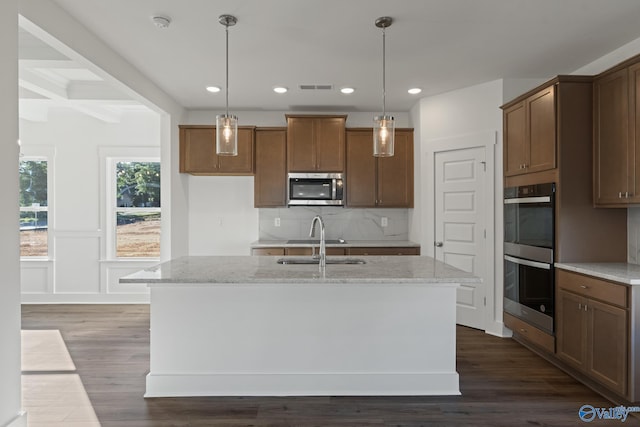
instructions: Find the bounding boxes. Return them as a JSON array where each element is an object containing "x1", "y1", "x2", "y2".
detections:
[
  {"x1": 285, "y1": 239, "x2": 347, "y2": 244},
  {"x1": 277, "y1": 257, "x2": 366, "y2": 265}
]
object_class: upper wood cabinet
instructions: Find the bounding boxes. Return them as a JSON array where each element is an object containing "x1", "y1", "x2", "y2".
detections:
[
  {"x1": 179, "y1": 125, "x2": 255, "y2": 175},
  {"x1": 346, "y1": 128, "x2": 414, "y2": 208},
  {"x1": 593, "y1": 60, "x2": 640, "y2": 206},
  {"x1": 286, "y1": 115, "x2": 346, "y2": 172},
  {"x1": 503, "y1": 85, "x2": 556, "y2": 177},
  {"x1": 254, "y1": 128, "x2": 287, "y2": 207}
]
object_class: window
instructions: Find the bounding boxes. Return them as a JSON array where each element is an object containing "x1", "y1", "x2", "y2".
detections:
[
  {"x1": 114, "y1": 161, "x2": 161, "y2": 258},
  {"x1": 19, "y1": 159, "x2": 49, "y2": 257}
]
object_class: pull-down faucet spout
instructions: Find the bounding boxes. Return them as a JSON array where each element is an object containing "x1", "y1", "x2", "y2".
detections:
[{"x1": 309, "y1": 215, "x2": 326, "y2": 270}]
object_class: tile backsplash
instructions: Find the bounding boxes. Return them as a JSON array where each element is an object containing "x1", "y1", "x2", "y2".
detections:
[{"x1": 259, "y1": 207, "x2": 409, "y2": 241}]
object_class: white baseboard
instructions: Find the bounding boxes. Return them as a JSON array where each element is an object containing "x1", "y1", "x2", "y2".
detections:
[
  {"x1": 4, "y1": 411, "x2": 27, "y2": 427},
  {"x1": 21, "y1": 293, "x2": 150, "y2": 304},
  {"x1": 145, "y1": 372, "x2": 461, "y2": 398}
]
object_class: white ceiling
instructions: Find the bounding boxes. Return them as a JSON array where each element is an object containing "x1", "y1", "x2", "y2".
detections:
[{"x1": 18, "y1": 0, "x2": 640, "y2": 121}]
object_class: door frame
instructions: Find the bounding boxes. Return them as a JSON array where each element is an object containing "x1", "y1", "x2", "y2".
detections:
[{"x1": 428, "y1": 131, "x2": 497, "y2": 333}]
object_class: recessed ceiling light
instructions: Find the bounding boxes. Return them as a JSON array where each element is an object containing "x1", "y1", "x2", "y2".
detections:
[
  {"x1": 340, "y1": 87, "x2": 355, "y2": 94},
  {"x1": 206, "y1": 86, "x2": 221, "y2": 93},
  {"x1": 151, "y1": 15, "x2": 171, "y2": 29},
  {"x1": 408, "y1": 88, "x2": 422, "y2": 95},
  {"x1": 273, "y1": 86, "x2": 288, "y2": 94}
]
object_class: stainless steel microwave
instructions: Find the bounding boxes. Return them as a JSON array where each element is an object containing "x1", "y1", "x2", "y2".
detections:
[{"x1": 287, "y1": 173, "x2": 344, "y2": 206}]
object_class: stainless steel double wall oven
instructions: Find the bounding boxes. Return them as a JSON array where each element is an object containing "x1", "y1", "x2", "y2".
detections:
[{"x1": 504, "y1": 183, "x2": 555, "y2": 334}]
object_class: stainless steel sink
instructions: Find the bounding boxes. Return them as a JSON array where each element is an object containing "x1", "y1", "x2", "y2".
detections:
[
  {"x1": 286, "y1": 239, "x2": 347, "y2": 244},
  {"x1": 277, "y1": 257, "x2": 366, "y2": 265}
]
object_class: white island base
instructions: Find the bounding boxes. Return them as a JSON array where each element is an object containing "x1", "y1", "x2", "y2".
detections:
[{"x1": 145, "y1": 281, "x2": 460, "y2": 397}]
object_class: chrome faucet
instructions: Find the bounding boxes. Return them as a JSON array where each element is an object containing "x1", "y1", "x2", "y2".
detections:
[{"x1": 309, "y1": 215, "x2": 326, "y2": 270}]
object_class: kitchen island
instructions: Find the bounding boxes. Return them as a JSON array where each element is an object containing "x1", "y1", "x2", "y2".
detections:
[{"x1": 120, "y1": 255, "x2": 479, "y2": 397}]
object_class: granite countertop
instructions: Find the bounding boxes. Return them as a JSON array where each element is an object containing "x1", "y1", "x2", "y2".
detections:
[
  {"x1": 120, "y1": 255, "x2": 479, "y2": 285},
  {"x1": 555, "y1": 262, "x2": 640, "y2": 285},
  {"x1": 251, "y1": 239, "x2": 420, "y2": 248}
]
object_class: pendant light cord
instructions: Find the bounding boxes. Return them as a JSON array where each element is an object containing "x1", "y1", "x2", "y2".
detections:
[
  {"x1": 382, "y1": 25, "x2": 386, "y2": 117},
  {"x1": 225, "y1": 23, "x2": 229, "y2": 117}
]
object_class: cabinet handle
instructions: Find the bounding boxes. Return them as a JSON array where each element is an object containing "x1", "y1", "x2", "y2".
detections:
[
  {"x1": 578, "y1": 303, "x2": 582, "y2": 310},
  {"x1": 619, "y1": 192, "x2": 624, "y2": 198},
  {"x1": 519, "y1": 328, "x2": 527, "y2": 333},
  {"x1": 584, "y1": 304, "x2": 588, "y2": 311},
  {"x1": 579, "y1": 285, "x2": 588, "y2": 289}
]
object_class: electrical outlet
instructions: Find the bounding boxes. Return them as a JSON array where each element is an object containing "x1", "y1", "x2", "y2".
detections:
[
  {"x1": 275, "y1": 217, "x2": 281, "y2": 227},
  {"x1": 381, "y1": 217, "x2": 388, "y2": 227}
]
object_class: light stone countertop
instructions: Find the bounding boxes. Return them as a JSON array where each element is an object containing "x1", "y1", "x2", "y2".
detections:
[
  {"x1": 555, "y1": 262, "x2": 640, "y2": 285},
  {"x1": 120, "y1": 255, "x2": 479, "y2": 286},
  {"x1": 251, "y1": 239, "x2": 420, "y2": 248}
]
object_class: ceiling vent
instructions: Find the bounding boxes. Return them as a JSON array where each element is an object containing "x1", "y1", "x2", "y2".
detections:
[{"x1": 299, "y1": 84, "x2": 333, "y2": 90}]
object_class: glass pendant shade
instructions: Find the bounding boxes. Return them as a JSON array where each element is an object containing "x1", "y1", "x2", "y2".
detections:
[
  {"x1": 216, "y1": 114, "x2": 238, "y2": 156},
  {"x1": 373, "y1": 115, "x2": 395, "y2": 157},
  {"x1": 373, "y1": 16, "x2": 394, "y2": 157}
]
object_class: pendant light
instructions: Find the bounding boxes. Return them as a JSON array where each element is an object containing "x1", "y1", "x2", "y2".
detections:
[
  {"x1": 373, "y1": 16, "x2": 395, "y2": 157},
  {"x1": 216, "y1": 14, "x2": 238, "y2": 156}
]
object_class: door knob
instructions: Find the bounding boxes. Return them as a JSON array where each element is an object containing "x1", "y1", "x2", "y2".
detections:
[{"x1": 435, "y1": 242, "x2": 444, "y2": 247}]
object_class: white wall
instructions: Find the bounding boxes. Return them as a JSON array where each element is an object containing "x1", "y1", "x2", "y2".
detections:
[
  {"x1": 410, "y1": 79, "x2": 505, "y2": 337},
  {"x1": 571, "y1": 35, "x2": 640, "y2": 261},
  {"x1": 19, "y1": 0, "x2": 189, "y2": 264},
  {"x1": 19, "y1": 110, "x2": 161, "y2": 302},
  {"x1": 1, "y1": 0, "x2": 25, "y2": 425}
]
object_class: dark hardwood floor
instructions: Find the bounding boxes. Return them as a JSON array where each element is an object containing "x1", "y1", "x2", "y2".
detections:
[{"x1": 21, "y1": 305, "x2": 638, "y2": 426}]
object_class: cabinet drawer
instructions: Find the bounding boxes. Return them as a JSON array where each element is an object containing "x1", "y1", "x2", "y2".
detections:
[
  {"x1": 504, "y1": 312, "x2": 555, "y2": 353},
  {"x1": 252, "y1": 248, "x2": 285, "y2": 256},
  {"x1": 556, "y1": 269, "x2": 627, "y2": 308},
  {"x1": 285, "y1": 247, "x2": 346, "y2": 256},
  {"x1": 348, "y1": 247, "x2": 420, "y2": 256}
]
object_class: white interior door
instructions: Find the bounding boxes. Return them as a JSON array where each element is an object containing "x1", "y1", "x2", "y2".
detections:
[{"x1": 434, "y1": 147, "x2": 487, "y2": 330}]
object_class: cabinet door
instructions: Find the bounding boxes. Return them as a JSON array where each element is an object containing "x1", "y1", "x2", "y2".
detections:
[
  {"x1": 217, "y1": 128, "x2": 254, "y2": 174},
  {"x1": 556, "y1": 289, "x2": 587, "y2": 370},
  {"x1": 348, "y1": 247, "x2": 419, "y2": 256},
  {"x1": 346, "y1": 130, "x2": 376, "y2": 207},
  {"x1": 377, "y1": 130, "x2": 414, "y2": 207},
  {"x1": 587, "y1": 298, "x2": 627, "y2": 395},
  {"x1": 594, "y1": 68, "x2": 629, "y2": 206},
  {"x1": 254, "y1": 129, "x2": 286, "y2": 207},
  {"x1": 180, "y1": 127, "x2": 218, "y2": 173},
  {"x1": 251, "y1": 248, "x2": 285, "y2": 256},
  {"x1": 630, "y1": 62, "x2": 640, "y2": 203},
  {"x1": 527, "y1": 86, "x2": 556, "y2": 173},
  {"x1": 315, "y1": 117, "x2": 345, "y2": 172},
  {"x1": 503, "y1": 101, "x2": 526, "y2": 176},
  {"x1": 287, "y1": 117, "x2": 316, "y2": 171}
]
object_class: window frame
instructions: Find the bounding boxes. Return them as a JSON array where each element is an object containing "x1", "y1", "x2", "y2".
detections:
[
  {"x1": 19, "y1": 148, "x2": 54, "y2": 260},
  {"x1": 106, "y1": 156, "x2": 161, "y2": 260}
]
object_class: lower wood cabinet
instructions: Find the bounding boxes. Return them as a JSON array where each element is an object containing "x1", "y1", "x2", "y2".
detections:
[
  {"x1": 347, "y1": 247, "x2": 419, "y2": 256},
  {"x1": 556, "y1": 269, "x2": 628, "y2": 397},
  {"x1": 503, "y1": 312, "x2": 555, "y2": 353},
  {"x1": 252, "y1": 246, "x2": 420, "y2": 256}
]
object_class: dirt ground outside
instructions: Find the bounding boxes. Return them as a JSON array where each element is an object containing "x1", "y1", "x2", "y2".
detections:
[{"x1": 20, "y1": 220, "x2": 160, "y2": 258}]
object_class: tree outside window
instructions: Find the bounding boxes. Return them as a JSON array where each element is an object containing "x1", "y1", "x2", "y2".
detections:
[
  {"x1": 19, "y1": 160, "x2": 48, "y2": 257},
  {"x1": 115, "y1": 161, "x2": 161, "y2": 258}
]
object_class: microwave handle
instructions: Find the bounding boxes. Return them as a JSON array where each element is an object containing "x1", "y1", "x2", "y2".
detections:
[
  {"x1": 332, "y1": 179, "x2": 337, "y2": 200},
  {"x1": 504, "y1": 196, "x2": 551, "y2": 205},
  {"x1": 504, "y1": 255, "x2": 551, "y2": 270}
]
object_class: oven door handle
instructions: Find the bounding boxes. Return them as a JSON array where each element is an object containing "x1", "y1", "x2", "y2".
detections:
[
  {"x1": 504, "y1": 196, "x2": 551, "y2": 204},
  {"x1": 504, "y1": 255, "x2": 551, "y2": 270}
]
